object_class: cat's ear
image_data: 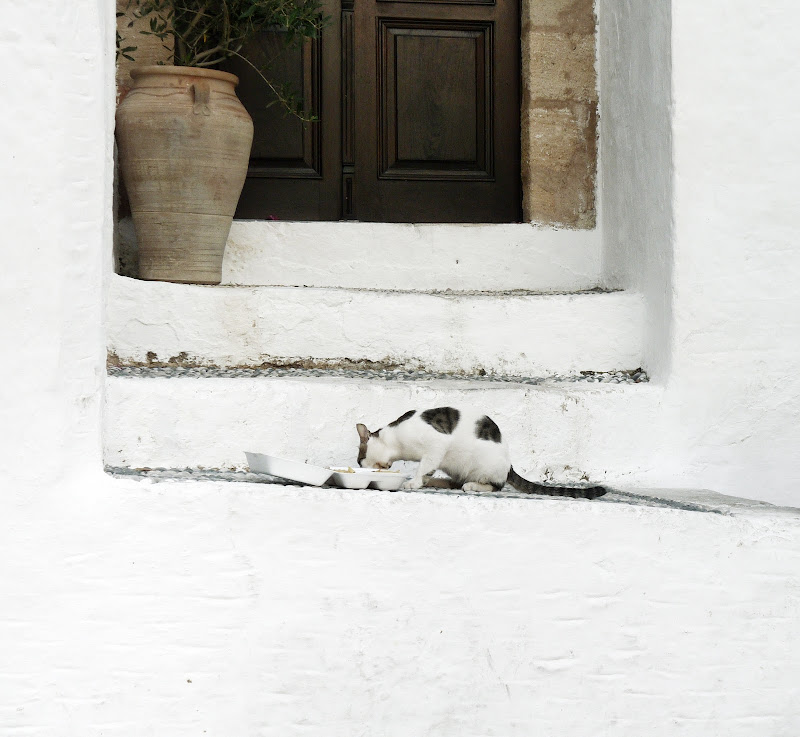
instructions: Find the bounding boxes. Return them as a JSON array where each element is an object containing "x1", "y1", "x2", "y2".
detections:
[{"x1": 356, "y1": 423, "x2": 371, "y2": 442}]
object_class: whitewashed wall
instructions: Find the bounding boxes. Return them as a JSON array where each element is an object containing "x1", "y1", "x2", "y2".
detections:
[
  {"x1": 0, "y1": 2, "x2": 110, "y2": 482},
  {"x1": 598, "y1": 0, "x2": 800, "y2": 501},
  {"x1": 661, "y1": 0, "x2": 800, "y2": 498},
  {"x1": 2, "y1": 1, "x2": 800, "y2": 735},
  {"x1": 598, "y1": 0, "x2": 673, "y2": 377}
]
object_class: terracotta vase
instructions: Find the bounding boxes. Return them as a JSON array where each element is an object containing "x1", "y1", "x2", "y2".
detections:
[{"x1": 116, "y1": 66, "x2": 254, "y2": 284}]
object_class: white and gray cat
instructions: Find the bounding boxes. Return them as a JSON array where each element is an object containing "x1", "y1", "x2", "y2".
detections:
[{"x1": 356, "y1": 406, "x2": 606, "y2": 499}]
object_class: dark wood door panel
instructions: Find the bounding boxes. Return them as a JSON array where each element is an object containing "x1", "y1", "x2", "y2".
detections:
[
  {"x1": 230, "y1": 34, "x2": 322, "y2": 178},
  {"x1": 223, "y1": 0, "x2": 341, "y2": 221},
  {"x1": 354, "y1": 0, "x2": 520, "y2": 222},
  {"x1": 380, "y1": 20, "x2": 492, "y2": 180}
]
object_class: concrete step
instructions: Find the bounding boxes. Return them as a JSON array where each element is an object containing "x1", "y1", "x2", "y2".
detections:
[
  {"x1": 118, "y1": 219, "x2": 603, "y2": 292},
  {"x1": 223, "y1": 221, "x2": 603, "y2": 291},
  {"x1": 107, "y1": 274, "x2": 645, "y2": 377},
  {"x1": 104, "y1": 369, "x2": 660, "y2": 487}
]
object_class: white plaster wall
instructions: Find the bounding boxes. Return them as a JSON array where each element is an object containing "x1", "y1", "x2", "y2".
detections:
[
  {"x1": 662, "y1": 0, "x2": 800, "y2": 500},
  {"x1": 0, "y1": 1, "x2": 111, "y2": 483},
  {"x1": 597, "y1": 0, "x2": 800, "y2": 503},
  {"x1": 597, "y1": 0, "x2": 673, "y2": 378}
]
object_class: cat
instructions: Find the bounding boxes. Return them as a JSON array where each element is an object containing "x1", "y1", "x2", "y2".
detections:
[{"x1": 356, "y1": 406, "x2": 607, "y2": 499}]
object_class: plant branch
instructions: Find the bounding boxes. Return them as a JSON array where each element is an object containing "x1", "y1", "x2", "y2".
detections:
[
  {"x1": 227, "y1": 47, "x2": 317, "y2": 122},
  {"x1": 119, "y1": 0, "x2": 327, "y2": 119}
]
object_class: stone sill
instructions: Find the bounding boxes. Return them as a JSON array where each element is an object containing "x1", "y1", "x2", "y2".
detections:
[{"x1": 118, "y1": 219, "x2": 604, "y2": 293}]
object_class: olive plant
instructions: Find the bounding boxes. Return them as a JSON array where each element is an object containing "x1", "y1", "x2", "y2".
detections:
[{"x1": 117, "y1": 0, "x2": 328, "y2": 119}]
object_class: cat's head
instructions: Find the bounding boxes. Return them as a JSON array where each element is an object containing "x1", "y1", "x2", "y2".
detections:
[{"x1": 356, "y1": 423, "x2": 393, "y2": 469}]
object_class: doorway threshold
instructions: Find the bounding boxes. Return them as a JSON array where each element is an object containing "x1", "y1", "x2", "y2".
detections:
[{"x1": 222, "y1": 220, "x2": 602, "y2": 292}]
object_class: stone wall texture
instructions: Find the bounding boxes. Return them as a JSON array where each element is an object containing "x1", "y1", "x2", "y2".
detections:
[{"x1": 522, "y1": 0, "x2": 598, "y2": 227}]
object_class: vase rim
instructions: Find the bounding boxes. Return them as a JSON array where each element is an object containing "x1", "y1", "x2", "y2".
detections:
[{"x1": 130, "y1": 65, "x2": 239, "y2": 86}]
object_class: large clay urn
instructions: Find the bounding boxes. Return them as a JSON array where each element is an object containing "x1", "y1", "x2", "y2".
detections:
[{"x1": 116, "y1": 66, "x2": 254, "y2": 284}]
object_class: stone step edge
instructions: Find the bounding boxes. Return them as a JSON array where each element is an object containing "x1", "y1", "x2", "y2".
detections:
[
  {"x1": 107, "y1": 362, "x2": 650, "y2": 386},
  {"x1": 104, "y1": 466, "x2": 719, "y2": 514},
  {"x1": 215, "y1": 285, "x2": 621, "y2": 298},
  {"x1": 115, "y1": 274, "x2": 619, "y2": 298}
]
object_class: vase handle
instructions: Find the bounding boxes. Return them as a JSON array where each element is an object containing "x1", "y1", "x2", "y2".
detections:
[{"x1": 191, "y1": 80, "x2": 212, "y2": 116}]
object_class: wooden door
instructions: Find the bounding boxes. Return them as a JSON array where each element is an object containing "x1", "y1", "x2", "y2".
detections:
[
  {"x1": 230, "y1": 0, "x2": 520, "y2": 223},
  {"x1": 351, "y1": 0, "x2": 520, "y2": 222}
]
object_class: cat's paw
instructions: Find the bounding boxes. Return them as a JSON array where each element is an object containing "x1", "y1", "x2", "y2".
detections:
[
  {"x1": 462, "y1": 482, "x2": 495, "y2": 493},
  {"x1": 402, "y1": 478, "x2": 424, "y2": 490}
]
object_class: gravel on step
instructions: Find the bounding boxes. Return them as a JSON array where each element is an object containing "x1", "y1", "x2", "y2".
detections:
[{"x1": 107, "y1": 365, "x2": 649, "y2": 385}]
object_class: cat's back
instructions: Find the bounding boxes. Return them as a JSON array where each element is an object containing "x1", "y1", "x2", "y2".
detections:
[{"x1": 409, "y1": 406, "x2": 505, "y2": 445}]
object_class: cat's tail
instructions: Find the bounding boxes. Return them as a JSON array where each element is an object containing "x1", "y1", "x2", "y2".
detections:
[{"x1": 506, "y1": 467, "x2": 607, "y2": 500}]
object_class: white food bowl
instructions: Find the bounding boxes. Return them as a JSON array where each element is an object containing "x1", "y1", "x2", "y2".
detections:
[
  {"x1": 329, "y1": 467, "x2": 373, "y2": 489},
  {"x1": 329, "y1": 467, "x2": 410, "y2": 491},
  {"x1": 369, "y1": 472, "x2": 409, "y2": 491},
  {"x1": 245, "y1": 452, "x2": 333, "y2": 486}
]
